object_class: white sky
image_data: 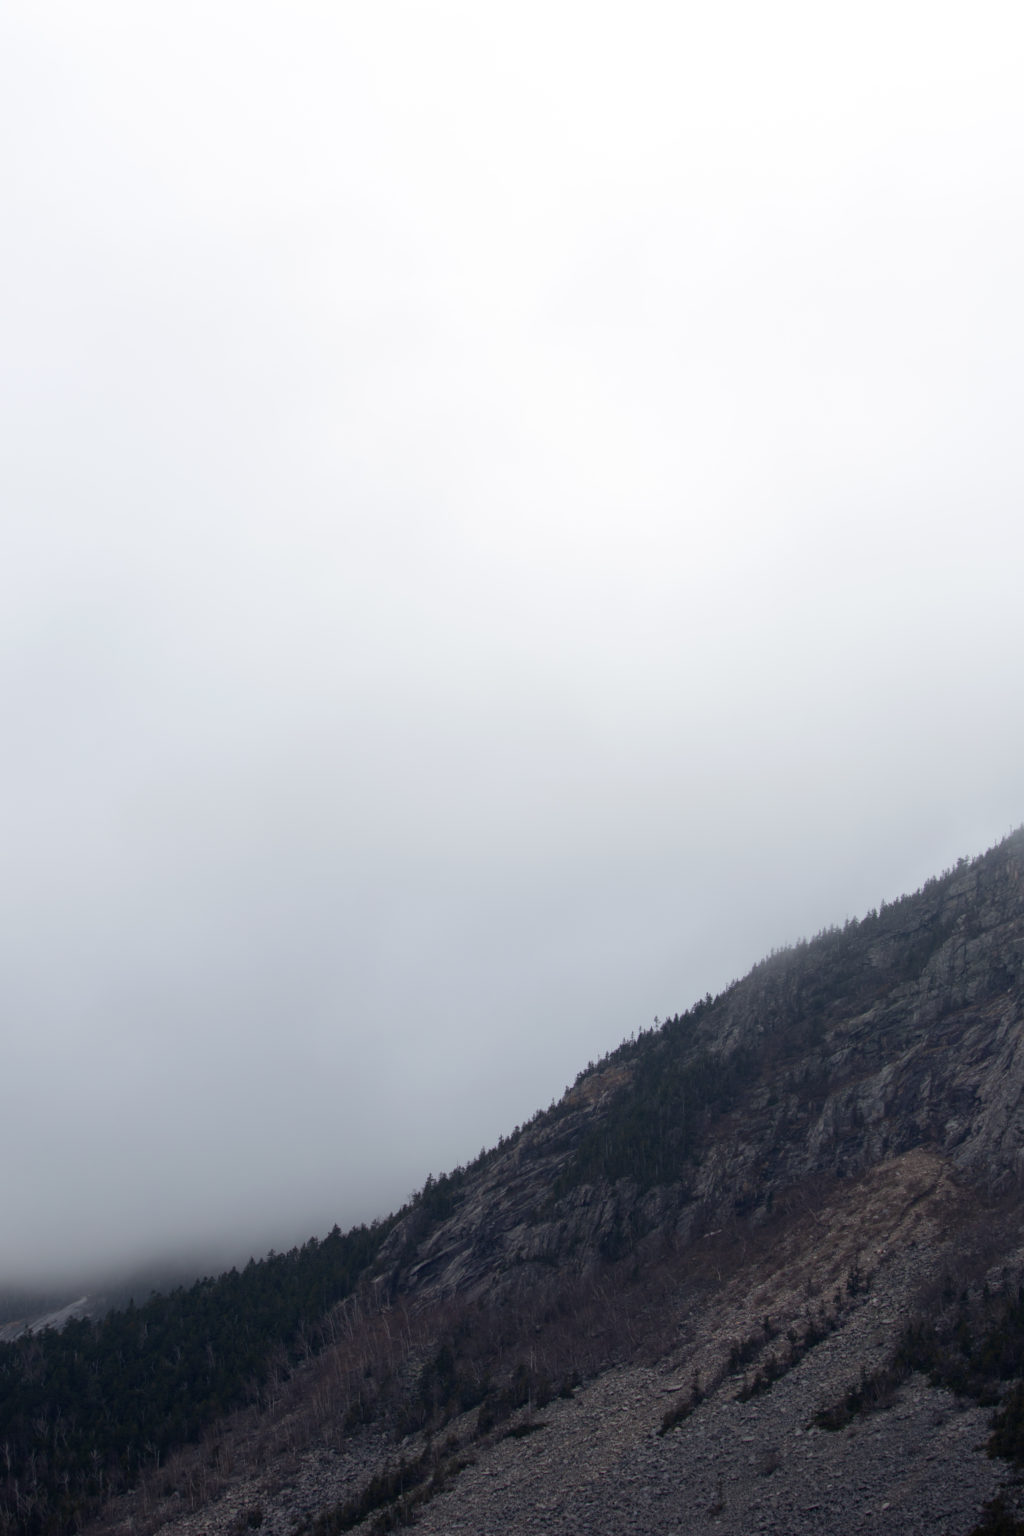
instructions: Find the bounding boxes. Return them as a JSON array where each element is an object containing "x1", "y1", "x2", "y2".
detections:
[{"x1": 2, "y1": 1, "x2": 1023, "y2": 1280}]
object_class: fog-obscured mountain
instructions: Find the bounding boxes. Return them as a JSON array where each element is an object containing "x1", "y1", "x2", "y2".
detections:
[
  {"x1": 0, "y1": 1260, "x2": 241, "y2": 1341},
  {"x1": 4, "y1": 829, "x2": 1024, "y2": 1536}
]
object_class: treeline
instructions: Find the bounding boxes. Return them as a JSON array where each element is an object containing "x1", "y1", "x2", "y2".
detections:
[
  {"x1": 0, "y1": 1220, "x2": 393, "y2": 1536},
  {"x1": 815, "y1": 1272, "x2": 1024, "y2": 1455},
  {"x1": 546, "y1": 834, "x2": 1024, "y2": 1204},
  {"x1": 554, "y1": 1029, "x2": 756, "y2": 1198},
  {"x1": 408, "y1": 834, "x2": 1024, "y2": 1231}
]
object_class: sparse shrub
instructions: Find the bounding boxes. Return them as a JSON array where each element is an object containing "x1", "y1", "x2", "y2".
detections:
[
  {"x1": 969, "y1": 1493, "x2": 1024, "y2": 1535},
  {"x1": 733, "y1": 1312, "x2": 838, "y2": 1403},
  {"x1": 845, "y1": 1261, "x2": 871, "y2": 1296},
  {"x1": 728, "y1": 1330, "x2": 763, "y2": 1372},
  {"x1": 990, "y1": 1384, "x2": 1024, "y2": 1463},
  {"x1": 658, "y1": 1368, "x2": 704, "y2": 1435},
  {"x1": 229, "y1": 1507, "x2": 265, "y2": 1533},
  {"x1": 813, "y1": 1364, "x2": 905, "y2": 1431},
  {"x1": 506, "y1": 1420, "x2": 548, "y2": 1439},
  {"x1": 659, "y1": 1394, "x2": 694, "y2": 1435},
  {"x1": 305, "y1": 1440, "x2": 473, "y2": 1536}
]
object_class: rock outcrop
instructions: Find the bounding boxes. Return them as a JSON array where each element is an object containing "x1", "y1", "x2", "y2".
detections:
[
  {"x1": 82, "y1": 828, "x2": 1024, "y2": 1536},
  {"x1": 374, "y1": 830, "x2": 1024, "y2": 1306}
]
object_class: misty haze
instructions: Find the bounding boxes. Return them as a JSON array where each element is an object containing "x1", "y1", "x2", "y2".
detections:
[{"x1": 2, "y1": 0, "x2": 1023, "y2": 1298}]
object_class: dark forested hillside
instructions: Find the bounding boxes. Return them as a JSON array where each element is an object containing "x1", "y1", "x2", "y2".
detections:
[
  {"x1": 0, "y1": 1224, "x2": 392, "y2": 1536},
  {"x1": 3, "y1": 829, "x2": 1024, "y2": 1536}
]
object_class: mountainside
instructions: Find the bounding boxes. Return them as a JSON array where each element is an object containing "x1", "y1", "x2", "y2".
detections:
[
  {"x1": 374, "y1": 830, "x2": 1024, "y2": 1307},
  {"x1": 0, "y1": 1298, "x2": 92, "y2": 1345},
  {"x1": 5, "y1": 830, "x2": 1024, "y2": 1536}
]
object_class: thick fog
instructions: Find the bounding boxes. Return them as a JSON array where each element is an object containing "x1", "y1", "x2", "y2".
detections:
[{"x1": 2, "y1": 2, "x2": 1023, "y2": 1284}]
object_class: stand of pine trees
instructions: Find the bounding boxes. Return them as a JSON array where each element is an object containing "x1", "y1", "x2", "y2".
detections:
[{"x1": 0, "y1": 1221, "x2": 392, "y2": 1536}]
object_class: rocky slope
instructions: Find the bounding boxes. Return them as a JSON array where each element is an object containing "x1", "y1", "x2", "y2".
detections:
[
  {"x1": 93, "y1": 1150, "x2": 1019, "y2": 1536},
  {"x1": 84, "y1": 828, "x2": 1024, "y2": 1536},
  {"x1": 372, "y1": 830, "x2": 1024, "y2": 1305}
]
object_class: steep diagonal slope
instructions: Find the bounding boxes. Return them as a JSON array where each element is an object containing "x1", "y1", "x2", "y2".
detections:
[
  {"x1": 10, "y1": 828, "x2": 1024, "y2": 1536},
  {"x1": 375, "y1": 830, "x2": 1024, "y2": 1306}
]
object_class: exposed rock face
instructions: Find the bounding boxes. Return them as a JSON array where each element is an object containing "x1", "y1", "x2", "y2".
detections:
[
  {"x1": 115, "y1": 1148, "x2": 1017, "y2": 1536},
  {"x1": 374, "y1": 832, "x2": 1024, "y2": 1305},
  {"x1": 83, "y1": 829, "x2": 1024, "y2": 1536}
]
